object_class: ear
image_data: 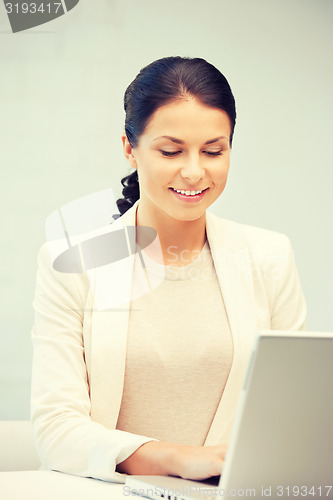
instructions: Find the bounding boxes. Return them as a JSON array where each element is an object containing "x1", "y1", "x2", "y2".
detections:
[{"x1": 122, "y1": 133, "x2": 137, "y2": 169}]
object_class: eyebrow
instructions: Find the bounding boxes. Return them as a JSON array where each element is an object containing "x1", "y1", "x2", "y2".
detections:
[{"x1": 153, "y1": 135, "x2": 228, "y2": 144}]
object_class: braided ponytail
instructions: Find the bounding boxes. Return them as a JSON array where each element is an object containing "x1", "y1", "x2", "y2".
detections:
[{"x1": 116, "y1": 170, "x2": 140, "y2": 216}]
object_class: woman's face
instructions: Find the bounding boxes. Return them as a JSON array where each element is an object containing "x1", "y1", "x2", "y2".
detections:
[{"x1": 123, "y1": 96, "x2": 231, "y2": 224}]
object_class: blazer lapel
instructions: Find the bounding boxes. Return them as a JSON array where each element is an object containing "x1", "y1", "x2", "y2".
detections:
[
  {"x1": 89, "y1": 202, "x2": 139, "y2": 428},
  {"x1": 204, "y1": 212, "x2": 258, "y2": 446}
]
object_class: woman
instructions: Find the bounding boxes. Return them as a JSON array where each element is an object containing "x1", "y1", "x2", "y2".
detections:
[{"x1": 31, "y1": 56, "x2": 307, "y2": 483}]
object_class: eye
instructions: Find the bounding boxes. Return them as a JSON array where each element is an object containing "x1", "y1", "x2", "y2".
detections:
[
  {"x1": 160, "y1": 150, "x2": 182, "y2": 157},
  {"x1": 203, "y1": 150, "x2": 223, "y2": 156}
]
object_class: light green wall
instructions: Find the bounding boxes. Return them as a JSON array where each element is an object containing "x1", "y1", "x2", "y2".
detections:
[{"x1": 0, "y1": 0, "x2": 332, "y2": 418}]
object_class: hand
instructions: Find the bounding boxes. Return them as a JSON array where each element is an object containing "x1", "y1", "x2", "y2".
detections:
[
  {"x1": 116, "y1": 441, "x2": 227, "y2": 480},
  {"x1": 170, "y1": 443, "x2": 227, "y2": 481}
]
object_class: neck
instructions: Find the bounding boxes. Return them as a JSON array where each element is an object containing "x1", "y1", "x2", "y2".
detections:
[{"x1": 135, "y1": 201, "x2": 207, "y2": 266}]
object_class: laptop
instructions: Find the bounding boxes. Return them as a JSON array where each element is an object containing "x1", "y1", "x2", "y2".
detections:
[{"x1": 125, "y1": 330, "x2": 333, "y2": 499}]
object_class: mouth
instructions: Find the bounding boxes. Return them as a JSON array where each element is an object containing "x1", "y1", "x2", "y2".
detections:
[
  {"x1": 169, "y1": 187, "x2": 209, "y2": 203},
  {"x1": 169, "y1": 187, "x2": 209, "y2": 196}
]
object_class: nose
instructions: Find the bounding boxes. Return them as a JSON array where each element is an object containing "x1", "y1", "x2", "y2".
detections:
[{"x1": 180, "y1": 155, "x2": 204, "y2": 184}]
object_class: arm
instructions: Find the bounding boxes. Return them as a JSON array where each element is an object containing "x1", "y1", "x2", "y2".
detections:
[
  {"x1": 31, "y1": 244, "x2": 156, "y2": 482},
  {"x1": 270, "y1": 236, "x2": 307, "y2": 331}
]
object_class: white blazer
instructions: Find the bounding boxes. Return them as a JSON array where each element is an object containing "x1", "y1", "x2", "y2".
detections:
[{"x1": 31, "y1": 200, "x2": 306, "y2": 482}]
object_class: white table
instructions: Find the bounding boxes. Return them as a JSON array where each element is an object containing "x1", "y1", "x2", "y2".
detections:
[{"x1": 0, "y1": 470, "x2": 128, "y2": 500}]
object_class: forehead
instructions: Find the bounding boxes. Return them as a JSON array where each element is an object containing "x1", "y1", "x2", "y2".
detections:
[{"x1": 141, "y1": 97, "x2": 231, "y2": 144}]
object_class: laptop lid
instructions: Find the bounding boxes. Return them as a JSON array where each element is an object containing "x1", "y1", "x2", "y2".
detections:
[{"x1": 220, "y1": 330, "x2": 333, "y2": 496}]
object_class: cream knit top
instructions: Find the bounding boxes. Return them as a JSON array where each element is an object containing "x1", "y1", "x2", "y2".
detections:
[{"x1": 116, "y1": 240, "x2": 233, "y2": 446}]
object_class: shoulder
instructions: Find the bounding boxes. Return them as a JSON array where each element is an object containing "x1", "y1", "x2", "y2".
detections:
[
  {"x1": 206, "y1": 212, "x2": 291, "y2": 252},
  {"x1": 35, "y1": 242, "x2": 91, "y2": 308}
]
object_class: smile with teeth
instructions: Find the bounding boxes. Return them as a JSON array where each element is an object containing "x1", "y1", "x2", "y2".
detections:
[{"x1": 171, "y1": 188, "x2": 207, "y2": 196}]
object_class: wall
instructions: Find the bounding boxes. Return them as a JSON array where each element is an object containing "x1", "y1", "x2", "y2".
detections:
[{"x1": 0, "y1": 0, "x2": 332, "y2": 419}]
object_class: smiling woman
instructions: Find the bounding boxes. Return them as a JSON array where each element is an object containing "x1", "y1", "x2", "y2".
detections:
[{"x1": 31, "y1": 56, "x2": 307, "y2": 484}]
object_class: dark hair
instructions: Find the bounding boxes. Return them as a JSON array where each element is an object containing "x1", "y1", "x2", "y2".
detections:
[{"x1": 116, "y1": 56, "x2": 236, "y2": 215}]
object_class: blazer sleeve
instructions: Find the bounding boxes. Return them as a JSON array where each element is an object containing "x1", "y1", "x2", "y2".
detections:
[
  {"x1": 31, "y1": 243, "x2": 157, "y2": 483},
  {"x1": 269, "y1": 235, "x2": 307, "y2": 331}
]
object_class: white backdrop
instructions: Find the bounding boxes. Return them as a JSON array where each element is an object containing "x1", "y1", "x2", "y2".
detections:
[{"x1": 0, "y1": 0, "x2": 332, "y2": 419}]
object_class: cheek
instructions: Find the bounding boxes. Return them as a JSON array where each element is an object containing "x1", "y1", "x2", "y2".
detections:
[
  {"x1": 137, "y1": 152, "x2": 164, "y2": 175},
  {"x1": 213, "y1": 163, "x2": 230, "y2": 193},
  {"x1": 137, "y1": 161, "x2": 167, "y2": 193},
  {"x1": 215, "y1": 161, "x2": 230, "y2": 181}
]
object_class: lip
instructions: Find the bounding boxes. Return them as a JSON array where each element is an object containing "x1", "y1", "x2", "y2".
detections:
[
  {"x1": 169, "y1": 187, "x2": 209, "y2": 203},
  {"x1": 170, "y1": 186, "x2": 208, "y2": 191}
]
